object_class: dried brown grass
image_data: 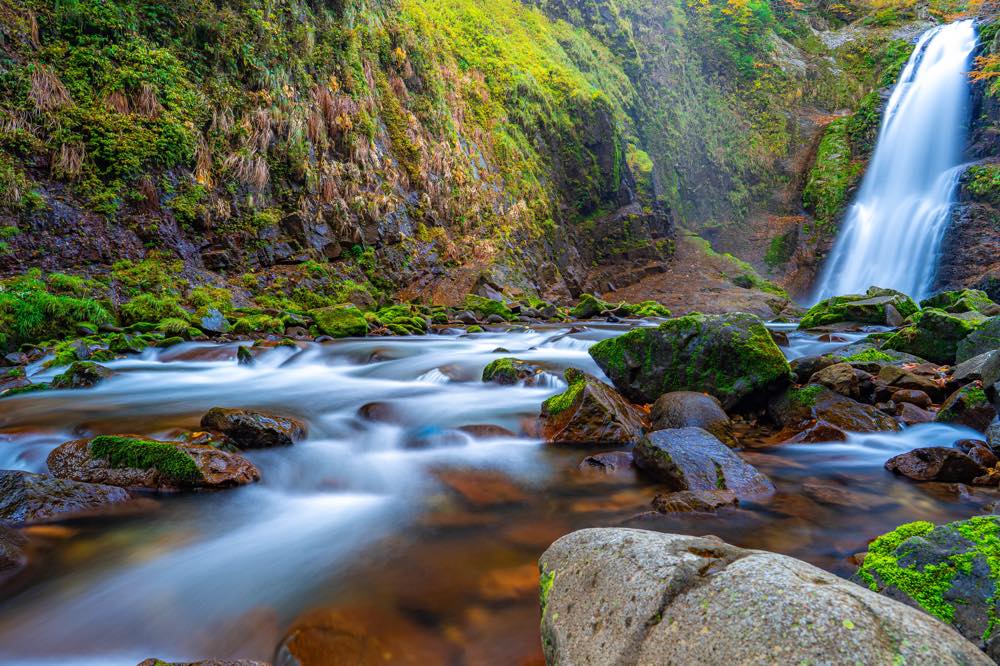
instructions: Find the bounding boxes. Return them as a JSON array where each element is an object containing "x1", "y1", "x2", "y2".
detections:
[
  {"x1": 30, "y1": 64, "x2": 72, "y2": 112},
  {"x1": 52, "y1": 142, "x2": 85, "y2": 179}
]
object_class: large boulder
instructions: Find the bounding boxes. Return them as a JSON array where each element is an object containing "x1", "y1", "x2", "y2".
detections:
[
  {"x1": 588, "y1": 312, "x2": 790, "y2": 409},
  {"x1": 633, "y1": 428, "x2": 774, "y2": 498},
  {"x1": 883, "y1": 308, "x2": 988, "y2": 365},
  {"x1": 539, "y1": 369, "x2": 645, "y2": 446},
  {"x1": 857, "y1": 516, "x2": 1000, "y2": 658},
  {"x1": 768, "y1": 384, "x2": 898, "y2": 441},
  {"x1": 885, "y1": 447, "x2": 987, "y2": 484},
  {"x1": 200, "y1": 407, "x2": 307, "y2": 449},
  {"x1": 649, "y1": 391, "x2": 736, "y2": 447},
  {"x1": 936, "y1": 382, "x2": 997, "y2": 432},
  {"x1": 798, "y1": 287, "x2": 918, "y2": 329},
  {"x1": 539, "y1": 528, "x2": 990, "y2": 665},
  {"x1": 0, "y1": 470, "x2": 131, "y2": 524},
  {"x1": 47, "y1": 435, "x2": 260, "y2": 491},
  {"x1": 958, "y1": 317, "x2": 1000, "y2": 364}
]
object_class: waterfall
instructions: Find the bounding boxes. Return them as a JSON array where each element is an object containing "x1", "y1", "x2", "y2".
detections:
[{"x1": 811, "y1": 20, "x2": 977, "y2": 303}]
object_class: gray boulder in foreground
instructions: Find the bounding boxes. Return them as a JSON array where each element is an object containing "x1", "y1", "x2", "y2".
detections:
[{"x1": 539, "y1": 528, "x2": 991, "y2": 665}]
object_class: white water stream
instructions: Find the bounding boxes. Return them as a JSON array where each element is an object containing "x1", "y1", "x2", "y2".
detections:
[{"x1": 813, "y1": 20, "x2": 977, "y2": 302}]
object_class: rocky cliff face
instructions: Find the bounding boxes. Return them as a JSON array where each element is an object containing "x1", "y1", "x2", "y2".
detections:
[{"x1": 0, "y1": 0, "x2": 993, "y2": 306}]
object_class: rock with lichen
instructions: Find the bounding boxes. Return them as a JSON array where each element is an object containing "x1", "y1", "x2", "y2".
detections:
[
  {"x1": 588, "y1": 312, "x2": 790, "y2": 410},
  {"x1": 857, "y1": 516, "x2": 1000, "y2": 659},
  {"x1": 539, "y1": 369, "x2": 645, "y2": 445},
  {"x1": 50, "y1": 361, "x2": 114, "y2": 389},
  {"x1": 539, "y1": 528, "x2": 991, "y2": 665}
]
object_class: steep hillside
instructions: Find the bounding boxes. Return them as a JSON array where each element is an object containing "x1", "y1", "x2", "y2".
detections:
[{"x1": 0, "y1": 0, "x2": 992, "y2": 334}]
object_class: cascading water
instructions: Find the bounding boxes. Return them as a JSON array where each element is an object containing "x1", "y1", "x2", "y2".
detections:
[{"x1": 812, "y1": 20, "x2": 977, "y2": 302}]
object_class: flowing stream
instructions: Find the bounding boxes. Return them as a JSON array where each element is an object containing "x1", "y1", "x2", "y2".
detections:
[
  {"x1": 0, "y1": 325, "x2": 991, "y2": 664},
  {"x1": 813, "y1": 20, "x2": 977, "y2": 302}
]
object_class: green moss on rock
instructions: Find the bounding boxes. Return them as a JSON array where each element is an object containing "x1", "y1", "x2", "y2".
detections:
[
  {"x1": 883, "y1": 308, "x2": 987, "y2": 365},
  {"x1": 589, "y1": 312, "x2": 790, "y2": 409},
  {"x1": 541, "y1": 369, "x2": 587, "y2": 415},
  {"x1": 310, "y1": 304, "x2": 368, "y2": 338},
  {"x1": 799, "y1": 287, "x2": 917, "y2": 329},
  {"x1": 90, "y1": 435, "x2": 202, "y2": 482},
  {"x1": 802, "y1": 117, "x2": 863, "y2": 230},
  {"x1": 921, "y1": 290, "x2": 997, "y2": 315}
]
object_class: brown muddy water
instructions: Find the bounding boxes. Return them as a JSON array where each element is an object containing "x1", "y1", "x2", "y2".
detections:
[{"x1": 0, "y1": 323, "x2": 991, "y2": 665}]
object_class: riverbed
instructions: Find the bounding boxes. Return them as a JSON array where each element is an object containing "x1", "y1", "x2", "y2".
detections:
[{"x1": 0, "y1": 323, "x2": 989, "y2": 664}]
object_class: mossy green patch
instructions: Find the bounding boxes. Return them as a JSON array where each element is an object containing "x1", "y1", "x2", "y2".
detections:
[
  {"x1": 90, "y1": 435, "x2": 202, "y2": 482},
  {"x1": 310, "y1": 304, "x2": 368, "y2": 338},
  {"x1": 802, "y1": 117, "x2": 863, "y2": 230},
  {"x1": 841, "y1": 348, "x2": 893, "y2": 364},
  {"x1": 542, "y1": 369, "x2": 586, "y2": 415}
]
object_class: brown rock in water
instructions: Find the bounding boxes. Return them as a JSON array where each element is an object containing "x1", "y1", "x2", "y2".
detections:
[
  {"x1": 434, "y1": 469, "x2": 527, "y2": 507},
  {"x1": 200, "y1": 407, "x2": 307, "y2": 448},
  {"x1": 633, "y1": 428, "x2": 774, "y2": 498},
  {"x1": 768, "y1": 384, "x2": 898, "y2": 441},
  {"x1": 540, "y1": 369, "x2": 645, "y2": 446},
  {"x1": 458, "y1": 424, "x2": 516, "y2": 439},
  {"x1": 0, "y1": 470, "x2": 132, "y2": 525},
  {"x1": 0, "y1": 524, "x2": 27, "y2": 583},
  {"x1": 808, "y1": 362, "x2": 870, "y2": 401},
  {"x1": 967, "y1": 444, "x2": 999, "y2": 470},
  {"x1": 891, "y1": 388, "x2": 932, "y2": 408},
  {"x1": 885, "y1": 447, "x2": 986, "y2": 484},
  {"x1": 578, "y1": 451, "x2": 635, "y2": 475},
  {"x1": 47, "y1": 436, "x2": 260, "y2": 491},
  {"x1": 649, "y1": 391, "x2": 736, "y2": 447},
  {"x1": 275, "y1": 606, "x2": 456, "y2": 666},
  {"x1": 650, "y1": 489, "x2": 737, "y2": 513}
]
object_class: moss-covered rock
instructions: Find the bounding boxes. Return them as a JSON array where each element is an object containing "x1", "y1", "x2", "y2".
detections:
[
  {"x1": 463, "y1": 295, "x2": 515, "y2": 322},
  {"x1": 935, "y1": 382, "x2": 997, "y2": 433},
  {"x1": 539, "y1": 368, "x2": 645, "y2": 445},
  {"x1": 802, "y1": 117, "x2": 863, "y2": 229},
  {"x1": 372, "y1": 305, "x2": 428, "y2": 335},
  {"x1": 883, "y1": 308, "x2": 988, "y2": 365},
  {"x1": 588, "y1": 312, "x2": 790, "y2": 409},
  {"x1": 51, "y1": 361, "x2": 114, "y2": 389},
  {"x1": 798, "y1": 287, "x2": 918, "y2": 329},
  {"x1": 957, "y1": 317, "x2": 1000, "y2": 364},
  {"x1": 921, "y1": 290, "x2": 998, "y2": 316},
  {"x1": 482, "y1": 357, "x2": 544, "y2": 385},
  {"x1": 570, "y1": 294, "x2": 670, "y2": 319},
  {"x1": 46, "y1": 435, "x2": 260, "y2": 490},
  {"x1": 768, "y1": 383, "x2": 898, "y2": 441},
  {"x1": 310, "y1": 304, "x2": 368, "y2": 338},
  {"x1": 857, "y1": 516, "x2": 1000, "y2": 654}
]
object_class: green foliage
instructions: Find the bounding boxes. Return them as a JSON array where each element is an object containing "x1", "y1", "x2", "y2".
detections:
[
  {"x1": 803, "y1": 118, "x2": 862, "y2": 230},
  {"x1": 112, "y1": 255, "x2": 184, "y2": 296},
  {"x1": 0, "y1": 274, "x2": 113, "y2": 350},
  {"x1": 90, "y1": 435, "x2": 202, "y2": 482},
  {"x1": 842, "y1": 348, "x2": 893, "y2": 363},
  {"x1": 764, "y1": 230, "x2": 796, "y2": 269},
  {"x1": 119, "y1": 293, "x2": 188, "y2": 325},
  {"x1": 964, "y1": 165, "x2": 1000, "y2": 206}
]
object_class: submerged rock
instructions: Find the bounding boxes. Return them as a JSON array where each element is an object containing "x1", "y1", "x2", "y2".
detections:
[
  {"x1": 798, "y1": 287, "x2": 918, "y2": 329},
  {"x1": 588, "y1": 312, "x2": 790, "y2": 409},
  {"x1": 857, "y1": 516, "x2": 1000, "y2": 658},
  {"x1": 578, "y1": 451, "x2": 635, "y2": 475},
  {"x1": 633, "y1": 428, "x2": 773, "y2": 498},
  {"x1": 885, "y1": 447, "x2": 986, "y2": 484},
  {"x1": 47, "y1": 435, "x2": 260, "y2": 491},
  {"x1": 936, "y1": 382, "x2": 997, "y2": 432},
  {"x1": 0, "y1": 470, "x2": 131, "y2": 524},
  {"x1": 0, "y1": 525, "x2": 26, "y2": 583},
  {"x1": 649, "y1": 391, "x2": 736, "y2": 447},
  {"x1": 539, "y1": 528, "x2": 990, "y2": 665},
  {"x1": 200, "y1": 408, "x2": 307, "y2": 449},
  {"x1": 540, "y1": 369, "x2": 645, "y2": 446},
  {"x1": 650, "y1": 489, "x2": 737, "y2": 513},
  {"x1": 138, "y1": 660, "x2": 268, "y2": 666}
]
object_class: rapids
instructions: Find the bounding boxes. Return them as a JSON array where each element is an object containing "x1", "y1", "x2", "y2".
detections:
[{"x1": 0, "y1": 324, "x2": 990, "y2": 664}]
